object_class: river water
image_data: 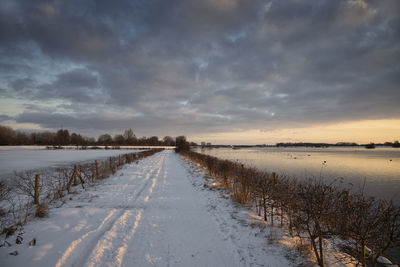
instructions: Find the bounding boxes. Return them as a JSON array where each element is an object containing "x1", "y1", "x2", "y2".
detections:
[{"x1": 193, "y1": 146, "x2": 400, "y2": 204}]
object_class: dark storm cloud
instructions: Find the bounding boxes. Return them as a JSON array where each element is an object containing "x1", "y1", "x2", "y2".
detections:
[
  {"x1": 34, "y1": 68, "x2": 103, "y2": 103},
  {"x1": 14, "y1": 110, "x2": 233, "y2": 137},
  {"x1": 0, "y1": 0, "x2": 399, "y2": 136},
  {"x1": 0, "y1": 115, "x2": 12, "y2": 122}
]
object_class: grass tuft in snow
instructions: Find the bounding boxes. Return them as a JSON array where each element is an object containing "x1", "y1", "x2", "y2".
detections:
[{"x1": 35, "y1": 204, "x2": 48, "y2": 218}]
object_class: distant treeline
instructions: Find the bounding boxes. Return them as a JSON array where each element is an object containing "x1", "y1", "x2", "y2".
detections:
[
  {"x1": 0, "y1": 125, "x2": 191, "y2": 146},
  {"x1": 276, "y1": 141, "x2": 400, "y2": 148}
]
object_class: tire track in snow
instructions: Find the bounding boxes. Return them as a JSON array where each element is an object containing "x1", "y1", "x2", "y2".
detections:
[
  {"x1": 55, "y1": 151, "x2": 165, "y2": 267},
  {"x1": 84, "y1": 152, "x2": 165, "y2": 267},
  {"x1": 114, "y1": 210, "x2": 143, "y2": 266},
  {"x1": 86, "y1": 210, "x2": 140, "y2": 267},
  {"x1": 116, "y1": 153, "x2": 166, "y2": 266},
  {"x1": 55, "y1": 209, "x2": 118, "y2": 267},
  {"x1": 143, "y1": 156, "x2": 164, "y2": 203}
]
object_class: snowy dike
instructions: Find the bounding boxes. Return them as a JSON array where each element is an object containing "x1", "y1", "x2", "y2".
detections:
[{"x1": 1, "y1": 150, "x2": 303, "y2": 267}]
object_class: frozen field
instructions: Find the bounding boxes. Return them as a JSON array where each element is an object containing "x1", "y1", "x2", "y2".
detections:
[
  {"x1": 0, "y1": 150, "x2": 304, "y2": 267},
  {"x1": 0, "y1": 146, "x2": 146, "y2": 176}
]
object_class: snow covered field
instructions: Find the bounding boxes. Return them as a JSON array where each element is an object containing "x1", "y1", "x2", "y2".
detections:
[
  {"x1": 0, "y1": 150, "x2": 303, "y2": 267},
  {"x1": 0, "y1": 146, "x2": 146, "y2": 176}
]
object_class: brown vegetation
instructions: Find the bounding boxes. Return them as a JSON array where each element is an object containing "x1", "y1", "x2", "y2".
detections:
[{"x1": 35, "y1": 203, "x2": 48, "y2": 218}]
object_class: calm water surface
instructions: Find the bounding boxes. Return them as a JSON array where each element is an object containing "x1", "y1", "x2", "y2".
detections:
[{"x1": 194, "y1": 147, "x2": 400, "y2": 204}]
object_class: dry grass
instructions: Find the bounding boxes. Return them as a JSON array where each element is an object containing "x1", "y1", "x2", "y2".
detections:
[
  {"x1": 35, "y1": 203, "x2": 48, "y2": 218},
  {"x1": 2, "y1": 226, "x2": 17, "y2": 238}
]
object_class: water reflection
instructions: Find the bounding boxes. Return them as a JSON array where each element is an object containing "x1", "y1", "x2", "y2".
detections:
[{"x1": 194, "y1": 147, "x2": 400, "y2": 204}]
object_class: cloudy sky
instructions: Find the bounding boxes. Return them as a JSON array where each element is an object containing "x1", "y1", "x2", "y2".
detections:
[{"x1": 0, "y1": 0, "x2": 399, "y2": 144}]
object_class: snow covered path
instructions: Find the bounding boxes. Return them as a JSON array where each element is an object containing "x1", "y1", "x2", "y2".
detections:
[{"x1": 1, "y1": 150, "x2": 297, "y2": 267}]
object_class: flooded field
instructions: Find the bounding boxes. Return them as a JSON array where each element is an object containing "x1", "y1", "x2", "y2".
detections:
[{"x1": 194, "y1": 146, "x2": 400, "y2": 204}]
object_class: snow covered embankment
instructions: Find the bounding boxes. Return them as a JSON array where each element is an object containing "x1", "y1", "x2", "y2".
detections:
[
  {"x1": 1, "y1": 150, "x2": 303, "y2": 267},
  {"x1": 0, "y1": 149, "x2": 161, "y2": 233}
]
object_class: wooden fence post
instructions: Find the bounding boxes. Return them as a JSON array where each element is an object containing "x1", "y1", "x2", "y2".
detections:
[
  {"x1": 34, "y1": 174, "x2": 40, "y2": 204},
  {"x1": 75, "y1": 168, "x2": 85, "y2": 189},
  {"x1": 67, "y1": 165, "x2": 85, "y2": 192}
]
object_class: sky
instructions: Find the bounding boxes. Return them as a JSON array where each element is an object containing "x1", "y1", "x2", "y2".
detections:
[{"x1": 0, "y1": 0, "x2": 399, "y2": 145}]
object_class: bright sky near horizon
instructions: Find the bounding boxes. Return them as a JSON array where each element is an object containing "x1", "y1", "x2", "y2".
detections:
[
  {"x1": 0, "y1": 0, "x2": 399, "y2": 144},
  {"x1": 191, "y1": 119, "x2": 400, "y2": 145}
]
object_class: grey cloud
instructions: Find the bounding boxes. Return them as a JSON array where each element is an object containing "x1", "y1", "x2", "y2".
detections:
[
  {"x1": 0, "y1": 114, "x2": 12, "y2": 122},
  {"x1": 36, "y1": 68, "x2": 103, "y2": 103},
  {"x1": 10, "y1": 77, "x2": 36, "y2": 93},
  {"x1": 1, "y1": 0, "x2": 399, "y2": 138},
  {"x1": 14, "y1": 110, "x2": 233, "y2": 137}
]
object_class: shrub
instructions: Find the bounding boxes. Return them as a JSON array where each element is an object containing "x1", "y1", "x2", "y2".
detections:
[{"x1": 35, "y1": 203, "x2": 48, "y2": 218}]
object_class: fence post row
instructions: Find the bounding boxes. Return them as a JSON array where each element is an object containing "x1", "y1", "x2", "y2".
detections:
[{"x1": 29, "y1": 149, "x2": 161, "y2": 201}]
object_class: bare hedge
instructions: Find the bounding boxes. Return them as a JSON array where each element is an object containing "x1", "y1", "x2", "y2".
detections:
[{"x1": 180, "y1": 150, "x2": 400, "y2": 267}]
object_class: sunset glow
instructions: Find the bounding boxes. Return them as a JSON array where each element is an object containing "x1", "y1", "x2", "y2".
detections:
[{"x1": 191, "y1": 119, "x2": 400, "y2": 145}]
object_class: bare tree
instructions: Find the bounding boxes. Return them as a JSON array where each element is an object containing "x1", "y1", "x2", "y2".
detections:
[
  {"x1": 98, "y1": 134, "x2": 113, "y2": 145},
  {"x1": 163, "y1": 136, "x2": 175, "y2": 146},
  {"x1": 148, "y1": 136, "x2": 159, "y2": 146},
  {"x1": 0, "y1": 125, "x2": 14, "y2": 145},
  {"x1": 114, "y1": 134, "x2": 125, "y2": 145},
  {"x1": 342, "y1": 192, "x2": 380, "y2": 267},
  {"x1": 56, "y1": 129, "x2": 70, "y2": 145},
  {"x1": 175, "y1": 136, "x2": 190, "y2": 152},
  {"x1": 368, "y1": 200, "x2": 400, "y2": 266},
  {"x1": 124, "y1": 128, "x2": 137, "y2": 145}
]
